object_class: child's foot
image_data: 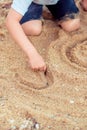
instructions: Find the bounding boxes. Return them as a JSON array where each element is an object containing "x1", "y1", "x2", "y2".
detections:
[{"x1": 80, "y1": 0, "x2": 87, "y2": 11}]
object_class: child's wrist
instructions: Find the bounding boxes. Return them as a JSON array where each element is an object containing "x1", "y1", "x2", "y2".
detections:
[{"x1": 26, "y1": 48, "x2": 38, "y2": 59}]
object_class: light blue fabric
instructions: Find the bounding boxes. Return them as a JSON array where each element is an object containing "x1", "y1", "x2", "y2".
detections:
[{"x1": 11, "y1": 0, "x2": 59, "y2": 15}]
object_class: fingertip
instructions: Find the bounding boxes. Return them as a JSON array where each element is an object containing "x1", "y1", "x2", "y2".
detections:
[{"x1": 44, "y1": 66, "x2": 47, "y2": 72}]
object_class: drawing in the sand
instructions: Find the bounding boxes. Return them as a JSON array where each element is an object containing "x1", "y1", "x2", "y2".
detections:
[{"x1": 0, "y1": 0, "x2": 87, "y2": 130}]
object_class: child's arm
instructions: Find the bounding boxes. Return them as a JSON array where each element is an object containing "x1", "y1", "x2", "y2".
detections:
[{"x1": 6, "y1": 8, "x2": 46, "y2": 71}]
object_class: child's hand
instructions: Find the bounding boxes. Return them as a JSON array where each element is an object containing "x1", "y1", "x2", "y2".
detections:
[{"x1": 28, "y1": 51, "x2": 46, "y2": 72}]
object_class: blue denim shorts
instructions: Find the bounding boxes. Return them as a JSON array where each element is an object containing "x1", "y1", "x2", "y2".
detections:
[{"x1": 20, "y1": 0, "x2": 79, "y2": 24}]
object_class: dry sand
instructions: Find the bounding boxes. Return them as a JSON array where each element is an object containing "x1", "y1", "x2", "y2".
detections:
[{"x1": 0, "y1": 0, "x2": 87, "y2": 130}]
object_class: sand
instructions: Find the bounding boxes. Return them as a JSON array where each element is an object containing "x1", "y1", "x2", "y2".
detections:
[{"x1": 0, "y1": 0, "x2": 87, "y2": 130}]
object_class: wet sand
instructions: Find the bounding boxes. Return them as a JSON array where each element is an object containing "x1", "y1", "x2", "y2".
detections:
[{"x1": 0, "y1": 0, "x2": 87, "y2": 130}]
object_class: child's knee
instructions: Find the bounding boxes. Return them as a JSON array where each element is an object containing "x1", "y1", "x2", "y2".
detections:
[
  {"x1": 81, "y1": 0, "x2": 87, "y2": 11},
  {"x1": 32, "y1": 25, "x2": 42, "y2": 35},
  {"x1": 21, "y1": 20, "x2": 42, "y2": 36},
  {"x1": 60, "y1": 19, "x2": 80, "y2": 32}
]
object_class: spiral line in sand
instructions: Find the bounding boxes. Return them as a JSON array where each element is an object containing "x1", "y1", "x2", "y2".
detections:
[{"x1": 47, "y1": 31, "x2": 87, "y2": 86}]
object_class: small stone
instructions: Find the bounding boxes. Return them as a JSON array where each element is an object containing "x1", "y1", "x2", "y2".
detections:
[
  {"x1": 19, "y1": 120, "x2": 29, "y2": 130},
  {"x1": 34, "y1": 123, "x2": 40, "y2": 129},
  {"x1": 9, "y1": 119, "x2": 15, "y2": 124},
  {"x1": 0, "y1": 103, "x2": 4, "y2": 106},
  {"x1": 75, "y1": 88, "x2": 79, "y2": 91},
  {"x1": 19, "y1": 124, "x2": 27, "y2": 130},
  {"x1": 70, "y1": 99, "x2": 74, "y2": 104},
  {"x1": 11, "y1": 126, "x2": 16, "y2": 130},
  {"x1": 48, "y1": 125, "x2": 52, "y2": 129}
]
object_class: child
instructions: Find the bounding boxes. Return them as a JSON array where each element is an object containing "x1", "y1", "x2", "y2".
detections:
[
  {"x1": 6, "y1": 0, "x2": 80, "y2": 72},
  {"x1": 80, "y1": 0, "x2": 87, "y2": 11}
]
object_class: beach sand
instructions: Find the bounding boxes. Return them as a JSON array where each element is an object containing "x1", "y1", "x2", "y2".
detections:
[{"x1": 0, "y1": 0, "x2": 87, "y2": 130}]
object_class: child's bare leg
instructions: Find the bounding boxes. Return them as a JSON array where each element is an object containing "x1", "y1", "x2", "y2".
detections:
[
  {"x1": 59, "y1": 18, "x2": 80, "y2": 32},
  {"x1": 20, "y1": 2, "x2": 43, "y2": 36},
  {"x1": 46, "y1": 0, "x2": 80, "y2": 32},
  {"x1": 21, "y1": 20, "x2": 42, "y2": 36},
  {"x1": 81, "y1": 0, "x2": 87, "y2": 11}
]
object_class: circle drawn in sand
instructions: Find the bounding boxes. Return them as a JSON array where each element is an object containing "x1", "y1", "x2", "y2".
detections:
[
  {"x1": 47, "y1": 31, "x2": 87, "y2": 86},
  {"x1": 63, "y1": 40, "x2": 87, "y2": 69},
  {"x1": 14, "y1": 68, "x2": 54, "y2": 90}
]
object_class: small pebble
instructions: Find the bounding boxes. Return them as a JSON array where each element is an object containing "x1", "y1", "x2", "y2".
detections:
[
  {"x1": 70, "y1": 100, "x2": 74, "y2": 104},
  {"x1": 0, "y1": 103, "x2": 4, "y2": 106},
  {"x1": 9, "y1": 119, "x2": 15, "y2": 124},
  {"x1": 48, "y1": 125, "x2": 52, "y2": 129},
  {"x1": 75, "y1": 88, "x2": 79, "y2": 91},
  {"x1": 34, "y1": 123, "x2": 40, "y2": 129},
  {"x1": 19, "y1": 124, "x2": 27, "y2": 130},
  {"x1": 11, "y1": 126, "x2": 16, "y2": 130},
  {"x1": 19, "y1": 120, "x2": 29, "y2": 130}
]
